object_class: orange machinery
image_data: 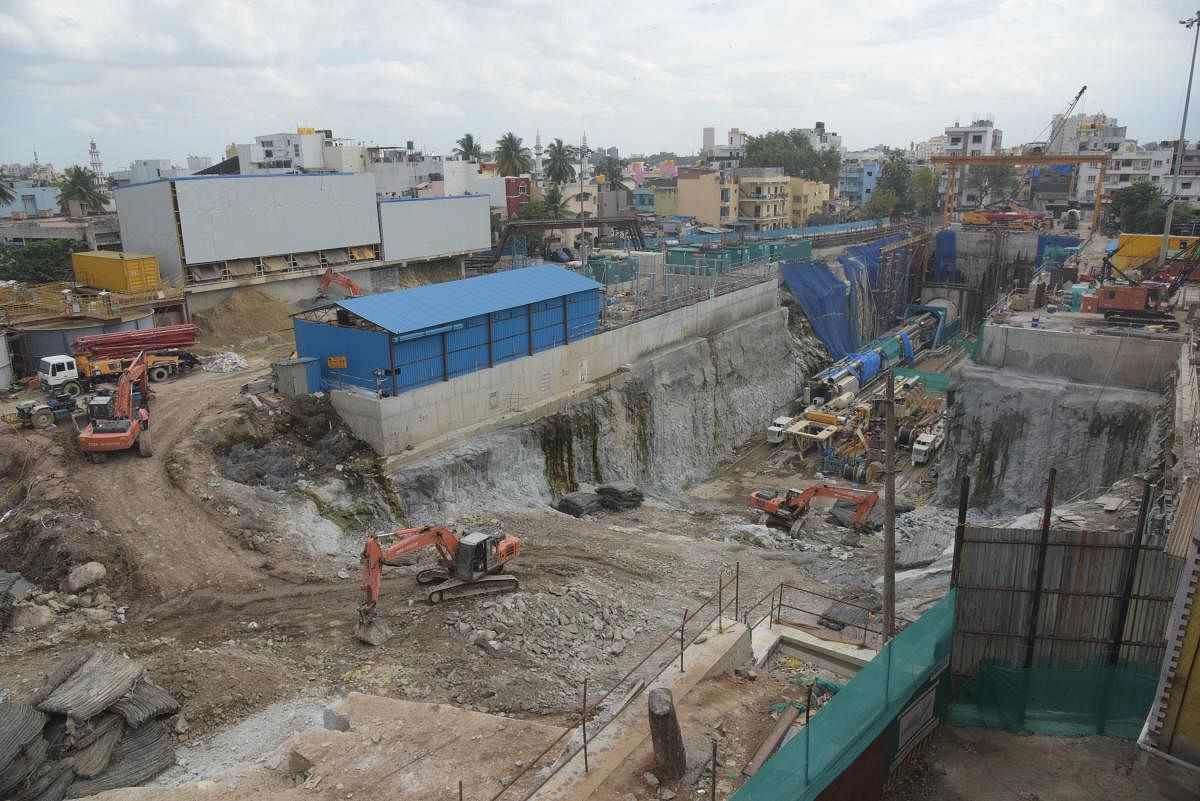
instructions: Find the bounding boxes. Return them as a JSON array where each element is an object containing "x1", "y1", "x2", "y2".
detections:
[
  {"x1": 318, "y1": 267, "x2": 364, "y2": 298},
  {"x1": 78, "y1": 351, "x2": 152, "y2": 462},
  {"x1": 356, "y1": 525, "x2": 521, "y2": 645},
  {"x1": 749, "y1": 484, "x2": 880, "y2": 537}
]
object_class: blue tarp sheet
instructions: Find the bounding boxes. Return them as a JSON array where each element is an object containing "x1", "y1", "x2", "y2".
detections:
[
  {"x1": 1036, "y1": 234, "x2": 1081, "y2": 267},
  {"x1": 934, "y1": 229, "x2": 957, "y2": 282},
  {"x1": 780, "y1": 262, "x2": 855, "y2": 360},
  {"x1": 854, "y1": 350, "x2": 883, "y2": 384},
  {"x1": 898, "y1": 332, "x2": 914, "y2": 364}
]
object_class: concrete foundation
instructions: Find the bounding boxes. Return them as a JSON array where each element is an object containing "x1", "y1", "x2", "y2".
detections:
[{"x1": 333, "y1": 279, "x2": 781, "y2": 457}]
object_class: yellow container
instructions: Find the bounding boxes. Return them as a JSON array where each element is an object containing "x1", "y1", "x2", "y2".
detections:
[{"x1": 72, "y1": 251, "x2": 161, "y2": 293}]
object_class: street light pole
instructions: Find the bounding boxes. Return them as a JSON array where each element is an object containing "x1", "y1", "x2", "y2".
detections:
[{"x1": 1158, "y1": 11, "x2": 1200, "y2": 268}]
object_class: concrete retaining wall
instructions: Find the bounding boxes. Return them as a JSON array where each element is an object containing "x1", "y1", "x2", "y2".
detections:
[
  {"x1": 977, "y1": 324, "x2": 1181, "y2": 391},
  {"x1": 333, "y1": 280, "x2": 780, "y2": 455}
]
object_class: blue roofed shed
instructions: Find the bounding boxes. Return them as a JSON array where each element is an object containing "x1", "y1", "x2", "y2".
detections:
[{"x1": 293, "y1": 265, "x2": 604, "y2": 395}]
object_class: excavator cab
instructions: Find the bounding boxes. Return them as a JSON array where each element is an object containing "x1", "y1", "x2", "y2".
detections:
[
  {"x1": 86, "y1": 395, "x2": 130, "y2": 433},
  {"x1": 453, "y1": 529, "x2": 506, "y2": 580}
]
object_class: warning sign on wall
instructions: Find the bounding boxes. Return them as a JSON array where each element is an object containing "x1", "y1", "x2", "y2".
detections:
[{"x1": 327, "y1": 356, "x2": 348, "y2": 369}]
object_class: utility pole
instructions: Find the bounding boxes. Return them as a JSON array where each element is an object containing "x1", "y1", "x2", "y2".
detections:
[
  {"x1": 1159, "y1": 11, "x2": 1200, "y2": 268},
  {"x1": 579, "y1": 132, "x2": 589, "y2": 258},
  {"x1": 883, "y1": 371, "x2": 897, "y2": 640}
]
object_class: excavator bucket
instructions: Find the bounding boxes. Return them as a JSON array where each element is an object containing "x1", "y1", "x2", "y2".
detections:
[{"x1": 354, "y1": 608, "x2": 393, "y2": 646}]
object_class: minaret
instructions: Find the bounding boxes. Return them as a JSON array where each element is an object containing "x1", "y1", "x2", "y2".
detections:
[
  {"x1": 88, "y1": 139, "x2": 106, "y2": 182},
  {"x1": 533, "y1": 129, "x2": 544, "y2": 183}
]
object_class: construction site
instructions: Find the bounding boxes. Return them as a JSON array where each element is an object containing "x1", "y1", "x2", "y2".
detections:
[{"x1": 2, "y1": 178, "x2": 1200, "y2": 801}]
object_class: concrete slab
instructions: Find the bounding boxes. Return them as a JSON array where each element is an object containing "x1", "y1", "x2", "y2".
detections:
[{"x1": 751, "y1": 621, "x2": 876, "y2": 678}]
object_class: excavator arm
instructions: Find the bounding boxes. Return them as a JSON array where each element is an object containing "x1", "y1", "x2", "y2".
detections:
[
  {"x1": 319, "y1": 267, "x2": 364, "y2": 298},
  {"x1": 356, "y1": 526, "x2": 462, "y2": 646}
]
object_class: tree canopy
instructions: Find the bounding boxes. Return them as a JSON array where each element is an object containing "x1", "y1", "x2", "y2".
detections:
[
  {"x1": 595, "y1": 156, "x2": 628, "y2": 193},
  {"x1": 544, "y1": 138, "x2": 577, "y2": 185},
  {"x1": 861, "y1": 187, "x2": 899, "y2": 219},
  {"x1": 0, "y1": 177, "x2": 14, "y2": 206},
  {"x1": 966, "y1": 165, "x2": 1019, "y2": 204},
  {"x1": 742, "y1": 130, "x2": 840, "y2": 185},
  {"x1": 453, "y1": 133, "x2": 483, "y2": 161},
  {"x1": 494, "y1": 133, "x2": 531, "y2": 176},
  {"x1": 910, "y1": 167, "x2": 938, "y2": 215},
  {"x1": 876, "y1": 152, "x2": 913, "y2": 212},
  {"x1": 57, "y1": 166, "x2": 107, "y2": 214},
  {"x1": 0, "y1": 239, "x2": 87, "y2": 283}
]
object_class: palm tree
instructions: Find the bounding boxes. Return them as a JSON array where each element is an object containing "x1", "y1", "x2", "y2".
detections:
[
  {"x1": 544, "y1": 138, "x2": 576, "y2": 185},
  {"x1": 57, "y1": 166, "x2": 106, "y2": 214},
  {"x1": 543, "y1": 185, "x2": 569, "y2": 219},
  {"x1": 494, "y1": 132, "x2": 531, "y2": 177},
  {"x1": 453, "y1": 133, "x2": 483, "y2": 162},
  {"x1": 596, "y1": 156, "x2": 629, "y2": 194},
  {"x1": 0, "y1": 177, "x2": 14, "y2": 206}
]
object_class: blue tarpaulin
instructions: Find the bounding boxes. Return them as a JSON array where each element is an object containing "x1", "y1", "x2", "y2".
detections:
[
  {"x1": 1036, "y1": 234, "x2": 1081, "y2": 267},
  {"x1": 780, "y1": 262, "x2": 855, "y2": 360},
  {"x1": 853, "y1": 350, "x2": 883, "y2": 384},
  {"x1": 934, "y1": 229, "x2": 957, "y2": 282},
  {"x1": 898, "y1": 332, "x2": 914, "y2": 364}
]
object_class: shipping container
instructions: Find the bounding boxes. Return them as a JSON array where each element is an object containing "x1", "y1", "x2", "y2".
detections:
[{"x1": 71, "y1": 251, "x2": 162, "y2": 293}]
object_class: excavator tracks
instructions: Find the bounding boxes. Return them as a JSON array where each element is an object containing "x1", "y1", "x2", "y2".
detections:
[{"x1": 426, "y1": 574, "x2": 519, "y2": 603}]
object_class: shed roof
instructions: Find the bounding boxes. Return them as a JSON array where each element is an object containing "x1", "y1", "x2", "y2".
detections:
[{"x1": 333, "y1": 265, "x2": 603, "y2": 336}]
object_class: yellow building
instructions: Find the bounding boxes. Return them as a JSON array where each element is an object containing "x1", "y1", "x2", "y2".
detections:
[
  {"x1": 789, "y1": 178, "x2": 832, "y2": 228},
  {"x1": 676, "y1": 167, "x2": 737, "y2": 226},
  {"x1": 734, "y1": 168, "x2": 790, "y2": 231},
  {"x1": 650, "y1": 181, "x2": 678, "y2": 218}
]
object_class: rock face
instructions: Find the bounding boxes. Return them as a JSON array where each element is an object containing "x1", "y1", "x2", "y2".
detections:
[
  {"x1": 392, "y1": 309, "x2": 802, "y2": 519},
  {"x1": 938, "y1": 361, "x2": 1165, "y2": 513}
]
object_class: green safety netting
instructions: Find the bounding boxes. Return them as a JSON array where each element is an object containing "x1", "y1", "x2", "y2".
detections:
[
  {"x1": 969, "y1": 321, "x2": 986, "y2": 361},
  {"x1": 946, "y1": 664, "x2": 1157, "y2": 739},
  {"x1": 582, "y1": 258, "x2": 638, "y2": 284},
  {"x1": 894, "y1": 367, "x2": 951, "y2": 393},
  {"x1": 732, "y1": 590, "x2": 957, "y2": 801}
]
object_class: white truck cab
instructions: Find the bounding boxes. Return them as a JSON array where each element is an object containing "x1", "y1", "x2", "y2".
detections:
[
  {"x1": 38, "y1": 356, "x2": 82, "y2": 395},
  {"x1": 911, "y1": 431, "x2": 944, "y2": 466},
  {"x1": 767, "y1": 416, "x2": 795, "y2": 444}
]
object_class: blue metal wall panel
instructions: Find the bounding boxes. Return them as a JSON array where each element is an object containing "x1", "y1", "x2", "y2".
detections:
[
  {"x1": 394, "y1": 333, "x2": 445, "y2": 390},
  {"x1": 446, "y1": 315, "x2": 490, "y2": 378},
  {"x1": 293, "y1": 319, "x2": 390, "y2": 391},
  {"x1": 566, "y1": 289, "x2": 601, "y2": 339},
  {"x1": 491, "y1": 305, "x2": 530, "y2": 364}
]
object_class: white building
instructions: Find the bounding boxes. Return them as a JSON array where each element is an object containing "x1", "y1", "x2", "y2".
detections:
[
  {"x1": 908, "y1": 136, "x2": 947, "y2": 164},
  {"x1": 1072, "y1": 143, "x2": 1200, "y2": 205},
  {"x1": 796, "y1": 122, "x2": 843, "y2": 153},
  {"x1": 114, "y1": 172, "x2": 491, "y2": 309},
  {"x1": 944, "y1": 120, "x2": 1002, "y2": 157},
  {"x1": 1047, "y1": 113, "x2": 1127, "y2": 155}
]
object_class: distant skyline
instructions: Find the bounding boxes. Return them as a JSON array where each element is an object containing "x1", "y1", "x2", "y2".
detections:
[{"x1": 2, "y1": 0, "x2": 1199, "y2": 171}]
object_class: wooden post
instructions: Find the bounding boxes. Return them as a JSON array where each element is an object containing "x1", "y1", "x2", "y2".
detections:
[
  {"x1": 883, "y1": 371, "x2": 897, "y2": 640},
  {"x1": 734, "y1": 562, "x2": 740, "y2": 622},
  {"x1": 718, "y1": 573, "x2": 724, "y2": 634},
  {"x1": 951, "y1": 476, "x2": 970, "y2": 588},
  {"x1": 459, "y1": 780, "x2": 463, "y2": 801},
  {"x1": 1024, "y1": 467, "x2": 1057, "y2": 669},
  {"x1": 648, "y1": 688, "x2": 687, "y2": 782},
  {"x1": 582, "y1": 677, "x2": 589, "y2": 773}
]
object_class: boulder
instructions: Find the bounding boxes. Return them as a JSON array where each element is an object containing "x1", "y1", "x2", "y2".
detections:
[
  {"x1": 556, "y1": 492, "x2": 604, "y2": 517},
  {"x1": 596, "y1": 482, "x2": 644, "y2": 510},
  {"x1": 10, "y1": 603, "x2": 54, "y2": 630},
  {"x1": 65, "y1": 562, "x2": 107, "y2": 593}
]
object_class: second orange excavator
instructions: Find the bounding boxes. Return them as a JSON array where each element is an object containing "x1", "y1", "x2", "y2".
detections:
[
  {"x1": 749, "y1": 484, "x2": 880, "y2": 537},
  {"x1": 355, "y1": 525, "x2": 521, "y2": 645}
]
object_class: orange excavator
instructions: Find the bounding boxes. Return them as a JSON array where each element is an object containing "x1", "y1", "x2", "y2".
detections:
[
  {"x1": 355, "y1": 525, "x2": 522, "y2": 645},
  {"x1": 318, "y1": 267, "x2": 364, "y2": 298},
  {"x1": 750, "y1": 484, "x2": 880, "y2": 537},
  {"x1": 78, "y1": 351, "x2": 152, "y2": 462}
]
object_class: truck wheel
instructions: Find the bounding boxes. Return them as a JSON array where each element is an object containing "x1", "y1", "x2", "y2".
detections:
[
  {"x1": 30, "y1": 410, "x2": 53, "y2": 428},
  {"x1": 61, "y1": 380, "x2": 82, "y2": 397},
  {"x1": 149, "y1": 366, "x2": 170, "y2": 382},
  {"x1": 138, "y1": 431, "x2": 153, "y2": 458}
]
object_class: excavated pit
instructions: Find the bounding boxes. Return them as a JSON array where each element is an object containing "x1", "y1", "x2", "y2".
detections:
[{"x1": 389, "y1": 309, "x2": 804, "y2": 521}]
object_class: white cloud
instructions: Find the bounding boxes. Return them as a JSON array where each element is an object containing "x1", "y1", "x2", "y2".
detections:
[{"x1": 1, "y1": 0, "x2": 1198, "y2": 168}]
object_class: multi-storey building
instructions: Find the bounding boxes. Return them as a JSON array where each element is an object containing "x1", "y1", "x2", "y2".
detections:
[
  {"x1": 839, "y1": 155, "x2": 882, "y2": 206},
  {"x1": 796, "y1": 122, "x2": 842, "y2": 153},
  {"x1": 1047, "y1": 113, "x2": 1128, "y2": 155},
  {"x1": 733, "y1": 167, "x2": 788, "y2": 231},
  {"x1": 789, "y1": 178, "x2": 831, "y2": 228}
]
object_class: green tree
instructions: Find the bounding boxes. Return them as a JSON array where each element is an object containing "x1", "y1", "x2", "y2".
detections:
[
  {"x1": 1108, "y1": 182, "x2": 1167, "y2": 233},
  {"x1": 453, "y1": 133, "x2": 483, "y2": 161},
  {"x1": 966, "y1": 165, "x2": 1019, "y2": 205},
  {"x1": 494, "y1": 132, "x2": 531, "y2": 176},
  {"x1": 57, "y1": 165, "x2": 107, "y2": 214},
  {"x1": 0, "y1": 239, "x2": 87, "y2": 282},
  {"x1": 876, "y1": 152, "x2": 913, "y2": 212},
  {"x1": 0, "y1": 177, "x2": 14, "y2": 206},
  {"x1": 742, "y1": 130, "x2": 841, "y2": 185},
  {"x1": 544, "y1": 138, "x2": 577, "y2": 185},
  {"x1": 860, "y1": 187, "x2": 899, "y2": 219},
  {"x1": 595, "y1": 156, "x2": 629, "y2": 193},
  {"x1": 910, "y1": 167, "x2": 938, "y2": 215},
  {"x1": 542, "y1": 184, "x2": 569, "y2": 219},
  {"x1": 806, "y1": 212, "x2": 836, "y2": 226}
]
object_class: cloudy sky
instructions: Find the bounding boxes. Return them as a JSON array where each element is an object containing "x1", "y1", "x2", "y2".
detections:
[{"x1": 2, "y1": 0, "x2": 1198, "y2": 171}]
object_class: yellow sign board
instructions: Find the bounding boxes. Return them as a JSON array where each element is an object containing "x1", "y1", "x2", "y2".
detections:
[{"x1": 327, "y1": 356, "x2": 347, "y2": 369}]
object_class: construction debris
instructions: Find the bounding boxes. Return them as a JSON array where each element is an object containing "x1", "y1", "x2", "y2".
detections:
[
  {"x1": 202, "y1": 352, "x2": 249, "y2": 373},
  {"x1": 0, "y1": 650, "x2": 179, "y2": 800}
]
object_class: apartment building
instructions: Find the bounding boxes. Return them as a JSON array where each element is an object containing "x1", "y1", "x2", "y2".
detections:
[
  {"x1": 676, "y1": 167, "x2": 738, "y2": 226},
  {"x1": 839, "y1": 155, "x2": 882, "y2": 206},
  {"x1": 733, "y1": 167, "x2": 788, "y2": 231},
  {"x1": 789, "y1": 178, "x2": 831, "y2": 227}
]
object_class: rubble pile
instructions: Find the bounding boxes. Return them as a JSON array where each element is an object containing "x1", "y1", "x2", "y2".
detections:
[
  {"x1": 202, "y1": 352, "x2": 249, "y2": 373},
  {"x1": 556, "y1": 483, "x2": 645, "y2": 517},
  {"x1": 447, "y1": 583, "x2": 651, "y2": 664},
  {"x1": 3, "y1": 562, "x2": 124, "y2": 633},
  {"x1": 0, "y1": 650, "x2": 179, "y2": 800}
]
